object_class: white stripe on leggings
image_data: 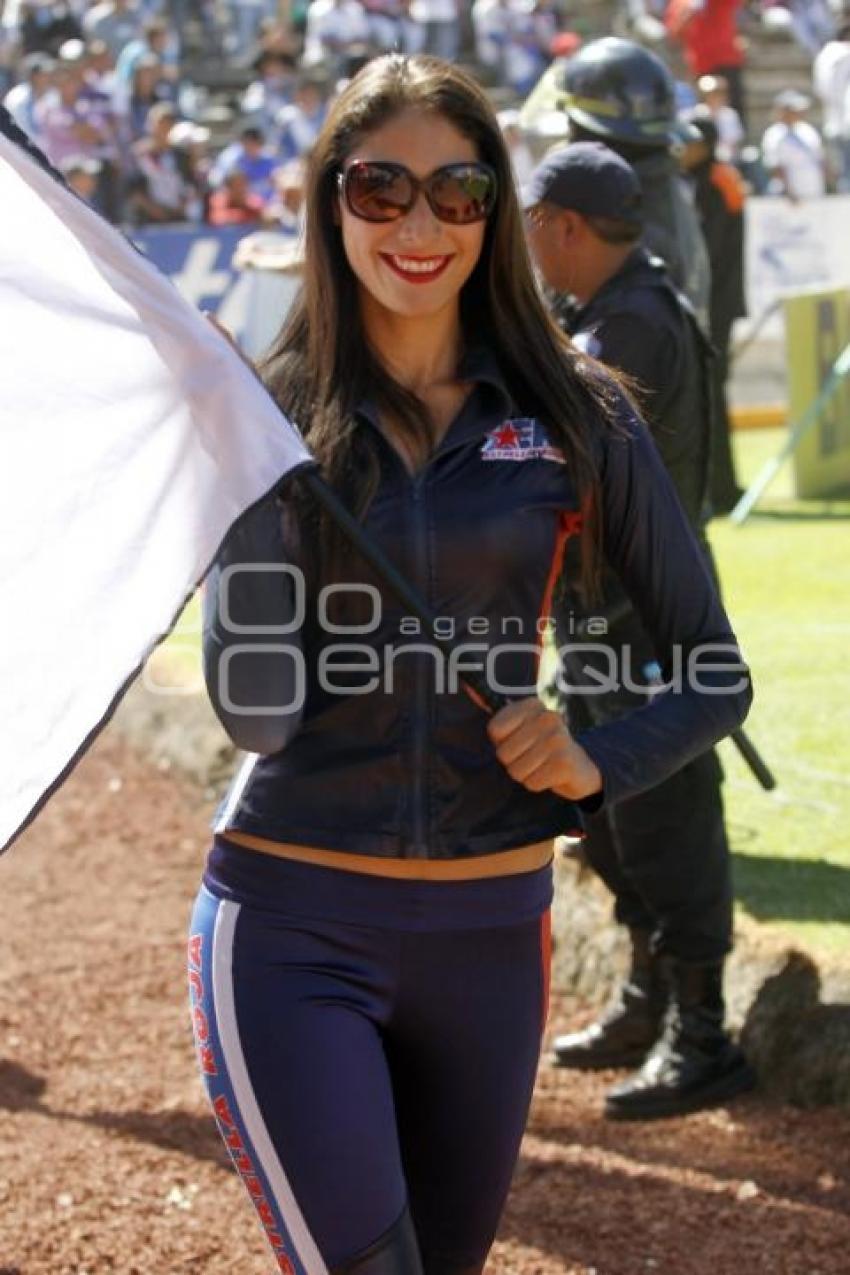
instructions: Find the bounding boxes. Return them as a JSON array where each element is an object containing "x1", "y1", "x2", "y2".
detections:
[
  {"x1": 214, "y1": 752, "x2": 259, "y2": 833},
  {"x1": 212, "y1": 898, "x2": 329, "y2": 1275}
]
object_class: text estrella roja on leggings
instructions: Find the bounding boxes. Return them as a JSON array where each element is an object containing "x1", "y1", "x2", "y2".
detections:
[{"x1": 188, "y1": 932, "x2": 298, "y2": 1275}]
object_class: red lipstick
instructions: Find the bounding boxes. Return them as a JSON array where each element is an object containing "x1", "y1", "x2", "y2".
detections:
[{"x1": 380, "y1": 253, "x2": 453, "y2": 284}]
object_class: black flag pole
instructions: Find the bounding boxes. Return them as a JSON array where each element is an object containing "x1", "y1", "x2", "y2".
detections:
[
  {"x1": 299, "y1": 470, "x2": 592, "y2": 831},
  {"x1": 297, "y1": 472, "x2": 587, "y2": 841},
  {"x1": 302, "y1": 470, "x2": 776, "y2": 792}
]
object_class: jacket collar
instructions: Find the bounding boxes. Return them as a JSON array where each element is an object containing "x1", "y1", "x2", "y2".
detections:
[
  {"x1": 355, "y1": 345, "x2": 517, "y2": 464},
  {"x1": 569, "y1": 246, "x2": 658, "y2": 329}
]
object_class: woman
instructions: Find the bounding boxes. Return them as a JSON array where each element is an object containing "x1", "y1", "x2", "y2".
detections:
[
  {"x1": 190, "y1": 54, "x2": 751, "y2": 1275},
  {"x1": 124, "y1": 54, "x2": 174, "y2": 143}
]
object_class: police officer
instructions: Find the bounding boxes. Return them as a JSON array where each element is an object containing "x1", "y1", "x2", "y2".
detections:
[
  {"x1": 520, "y1": 36, "x2": 711, "y2": 325},
  {"x1": 523, "y1": 142, "x2": 755, "y2": 1120},
  {"x1": 680, "y1": 107, "x2": 748, "y2": 513}
]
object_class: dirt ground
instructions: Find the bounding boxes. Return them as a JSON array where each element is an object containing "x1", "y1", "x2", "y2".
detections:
[{"x1": 1, "y1": 734, "x2": 848, "y2": 1275}]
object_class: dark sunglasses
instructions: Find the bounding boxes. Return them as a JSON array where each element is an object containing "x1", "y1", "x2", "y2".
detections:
[{"x1": 337, "y1": 160, "x2": 498, "y2": 225}]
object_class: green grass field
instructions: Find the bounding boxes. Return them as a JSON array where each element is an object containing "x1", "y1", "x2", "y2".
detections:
[
  {"x1": 154, "y1": 426, "x2": 850, "y2": 965},
  {"x1": 710, "y1": 428, "x2": 850, "y2": 964}
]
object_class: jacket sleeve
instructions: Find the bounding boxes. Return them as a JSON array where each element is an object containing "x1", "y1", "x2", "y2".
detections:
[
  {"x1": 571, "y1": 404, "x2": 752, "y2": 805},
  {"x1": 202, "y1": 494, "x2": 305, "y2": 755}
]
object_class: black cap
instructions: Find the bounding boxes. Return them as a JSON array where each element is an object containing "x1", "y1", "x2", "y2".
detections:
[
  {"x1": 520, "y1": 141, "x2": 643, "y2": 226},
  {"x1": 682, "y1": 105, "x2": 719, "y2": 152}
]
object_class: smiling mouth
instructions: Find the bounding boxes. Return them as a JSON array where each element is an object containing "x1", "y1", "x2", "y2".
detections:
[{"x1": 380, "y1": 254, "x2": 454, "y2": 283}]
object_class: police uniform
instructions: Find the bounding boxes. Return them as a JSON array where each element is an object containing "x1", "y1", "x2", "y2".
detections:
[
  {"x1": 519, "y1": 68, "x2": 753, "y2": 1121},
  {"x1": 546, "y1": 248, "x2": 753, "y2": 1117},
  {"x1": 554, "y1": 249, "x2": 733, "y2": 971},
  {"x1": 519, "y1": 37, "x2": 712, "y2": 323}
]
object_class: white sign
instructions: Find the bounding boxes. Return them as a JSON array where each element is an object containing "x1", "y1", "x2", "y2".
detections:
[{"x1": 745, "y1": 195, "x2": 850, "y2": 335}]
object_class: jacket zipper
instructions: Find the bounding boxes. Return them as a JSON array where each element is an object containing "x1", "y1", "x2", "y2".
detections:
[
  {"x1": 377, "y1": 406, "x2": 506, "y2": 857},
  {"x1": 409, "y1": 474, "x2": 430, "y2": 857}
]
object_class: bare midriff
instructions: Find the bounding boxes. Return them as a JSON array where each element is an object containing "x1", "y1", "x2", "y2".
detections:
[{"x1": 222, "y1": 831, "x2": 554, "y2": 880}]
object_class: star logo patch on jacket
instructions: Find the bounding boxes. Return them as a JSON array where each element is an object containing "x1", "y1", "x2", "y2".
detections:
[{"x1": 480, "y1": 418, "x2": 565, "y2": 464}]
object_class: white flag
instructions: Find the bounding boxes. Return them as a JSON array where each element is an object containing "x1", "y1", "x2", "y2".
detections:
[{"x1": 0, "y1": 118, "x2": 313, "y2": 852}]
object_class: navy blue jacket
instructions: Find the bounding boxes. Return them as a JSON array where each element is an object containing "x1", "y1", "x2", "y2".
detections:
[{"x1": 203, "y1": 349, "x2": 751, "y2": 860}]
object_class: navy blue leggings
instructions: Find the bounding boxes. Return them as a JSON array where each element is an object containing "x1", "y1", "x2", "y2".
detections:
[{"x1": 188, "y1": 856, "x2": 551, "y2": 1274}]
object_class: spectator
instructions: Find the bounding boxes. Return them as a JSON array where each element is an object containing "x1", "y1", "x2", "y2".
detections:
[
  {"x1": 762, "y1": 88, "x2": 827, "y2": 200},
  {"x1": 276, "y1": 74, "x2": 327, "y2": 161},
  {"x1": 666, "y1": 0, "x2": 747, "y2": 126},
  {"x1": 621, "y1": 0, "x2": 668, "y2": 42},
  {"x1": 58, "y1": 150, "x2": 101, "y2": 200},
  {"x1": 697, "y1": 73, "x2": 744, "y2": 162},
  {"x1": 227, "y1": 0, "x2": 277, "y2": 61},
  {"x1": 3, "y1": 51, "x2": 54, "y2": 142},
  {"x1": 125, "y1": 52, "x2": 173, "y2": 141},
  {"x1": 169, "y1": 118, "x2": 211, "y2": 165},
  {"x1": 207, "y1": 165, "x2": 266, "y2": 223},
  {"x1": 209, "y1": 123, "x2": 279, "y2": 201},
  {"x1": 406, "y1": 0, "x2": 459, "y2": 59},
  {"x1": 335, "y1": 40, "x2": 375, "y2": 84},
  {"x1": 264, "y1": 153, "x2": 308, "y2": 233},
  {"x1": 472, "y1": 0, "x2": 508, "y2": 71},
  {"x1": 165, "y1": 0, "x2": 219, "y2": 59},
  {"x1": 813, "y1": 18, "x2": 850, "y2": 191},
  {"x1": 254, "y1": 13, "x2": 302, "y2": 56},
  {"x1": 81, "y1": 38, "x2": 118, "y2": 99},
  {"x1": 681, "y1": 106, "x2": 747, "y2": 510},
  {"x1": 472, "y1": 0, "x2": 555, "y2": 94},
  {"x1": 125, "y1": 100, "x2": 195, "y2": 223},
  {"x1": 302, "y1": 0, "x2": 371, "y2": 75},
  {"x1": 82, "y1": 0, "x2": 143, "y2": 61},
  {"x1": 114, "y1": 17, "x2": 179, "y2": 103},
  {"x1": 35, "y1": 52, "x2": 122, "y2": 216},
  {"x1": 361, "y1": 0, "x2": 410, "y2": 50},
  {"x1": 18, "y1": 0, "x2": 82, "y2": 58},
  {"x1": 70, "y1": 38, "x2": 125, "y2": 153},
  {"x1": 240, "y1": 48, "x2": 297, "y2": 142},
  {"x1": 764, "y1": 0, "x2": 835, "y2": 56},
  {"x1": 168, "y1": 117, "x2": 211, "y2": 219}
]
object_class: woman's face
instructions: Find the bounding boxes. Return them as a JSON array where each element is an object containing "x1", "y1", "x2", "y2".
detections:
[{"x1": 337, "y1": 108, "x2": 488, "y2": 324}]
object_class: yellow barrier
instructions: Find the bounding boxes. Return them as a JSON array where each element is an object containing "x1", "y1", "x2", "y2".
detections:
[
  {"x1": 784, "y1": 287, "x2": 850, "y2": 498},
  {"x1": 730, "y1": 405, "x2": 786, "y2": 431}
]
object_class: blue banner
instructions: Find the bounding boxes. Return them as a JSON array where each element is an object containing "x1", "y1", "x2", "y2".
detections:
[{"x1": 132, "y1": 223, "x2": 256, "y2": 335}]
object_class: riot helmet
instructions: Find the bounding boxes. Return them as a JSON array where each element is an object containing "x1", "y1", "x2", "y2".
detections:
[{"x1": 557, "y1": 37, "x2": 677, "y2": 150}]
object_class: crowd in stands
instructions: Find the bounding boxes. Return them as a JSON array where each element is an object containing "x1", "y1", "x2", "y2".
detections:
[
  {"x1": 2, "y1": 0, "x2": 850, "y2": 229},
  {"x1": 666, "y1": 0, "x2": 850, "y2": 197}
]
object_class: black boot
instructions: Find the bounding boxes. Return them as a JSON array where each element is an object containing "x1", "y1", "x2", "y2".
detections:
[
  {"x1": 604, "y1": 959, "x2": 756, "y2": 1120},
  {"x1": 552, "y1": 930, "x2": 668, "y2": 1070}
]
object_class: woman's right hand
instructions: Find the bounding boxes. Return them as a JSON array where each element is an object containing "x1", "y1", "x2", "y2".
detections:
[{"x1": 487, "y1": 696, "x2": 603, "y2": 802}]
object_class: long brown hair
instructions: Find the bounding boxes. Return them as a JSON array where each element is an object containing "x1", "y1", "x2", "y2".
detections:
[{"x1": 259, "y1": 53, "x2": 622, "y2": 596}]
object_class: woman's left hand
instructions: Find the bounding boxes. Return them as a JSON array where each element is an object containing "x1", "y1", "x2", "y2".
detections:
[{"x1": 487, "y1": 697, "x2": 603, "y2": 802}]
